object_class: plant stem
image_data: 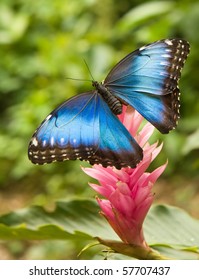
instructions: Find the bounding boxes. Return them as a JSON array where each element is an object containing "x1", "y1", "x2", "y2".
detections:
[{"x1": 97, "y1": 237, "x2": 172, "y2": 260}]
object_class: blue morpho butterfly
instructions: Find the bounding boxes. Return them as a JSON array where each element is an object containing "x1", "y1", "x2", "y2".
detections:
[{"x1": 28, "y1": 39, "x2": 190, "y2": 169}]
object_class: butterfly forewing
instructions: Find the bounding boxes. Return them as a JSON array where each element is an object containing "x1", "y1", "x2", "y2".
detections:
[
  {"x1": 28, "y1": 92, "x2": 99, "y2": 164},
  {"x1": 104, "y1": 39, "x2": 190, "y2": 133}
]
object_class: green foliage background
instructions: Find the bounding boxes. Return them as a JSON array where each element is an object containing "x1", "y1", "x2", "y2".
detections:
[{"x1": 0, "y1": 0, "x2": 198, "y2": 259}]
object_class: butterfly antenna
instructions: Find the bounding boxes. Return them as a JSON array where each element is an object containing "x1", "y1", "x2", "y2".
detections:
[
  {"x1": 65, "y1": 59, "x2": 95, "y2": 83},
  {"x1": 65, "y1": 77, "x2": 92, "y2": 82},
  {"x1": 83, "y1": 59, "x2": 95, "y2": 82}
]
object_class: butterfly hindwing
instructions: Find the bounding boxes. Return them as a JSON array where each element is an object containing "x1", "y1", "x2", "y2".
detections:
[
  {"x1": 28, "y1": 92, "x2": 143, "y2": 168},
  {"x1": 104, "y1": 39, "x2": 190, "y2": 133},
  {"x1": 91, "y1": 96, "x2": 143, "y2": 168}
]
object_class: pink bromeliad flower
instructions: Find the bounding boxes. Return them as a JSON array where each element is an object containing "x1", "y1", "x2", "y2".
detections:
[{"x1": 82, "y1": 106, "x2": 167, "y2": 249}]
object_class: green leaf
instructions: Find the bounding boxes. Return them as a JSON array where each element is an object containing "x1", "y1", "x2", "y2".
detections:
[
  {"x1": 0, "y1": 200, "x2": 199, "y2": 259},
  {"x1": 0, "y1": 4, "x2": 28, "y2": 44},
  {"x1": 144, "y1": 205, "x2": 199, "y2": 259},
  {"x1": 0, "y1": 199, "x2": 117, "y2": 241},
  {"x1": 182, "y1": 128, "x2": 199, "y2": 155},
  {"x1": 116, "y1": 1, "x2": 173, "y2": 32},
  {"x1": 144, "y1": 204, "x2": 199, "y2": 249}
]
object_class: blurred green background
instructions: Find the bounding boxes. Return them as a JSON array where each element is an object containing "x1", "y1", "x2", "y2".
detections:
[{"x1": 0, "y1": 0, "x2": 198, "y2": 259}]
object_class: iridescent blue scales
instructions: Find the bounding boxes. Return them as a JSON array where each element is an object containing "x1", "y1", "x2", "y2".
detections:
[{"x1": 28, "y1": 39, "x2": 190, "y2": 169}]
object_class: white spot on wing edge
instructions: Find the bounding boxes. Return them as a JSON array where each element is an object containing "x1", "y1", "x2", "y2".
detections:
[
  {"x1": 45, "y1": 114, "x2": 52, "y2": 121},
  {"x1": 165, "y1": 39, "x2": 173, "y2": 46},
  {"x1": 139, "y1": 45, "x2": 146, "y2": 51},
  {"x1": 32, "y1": 137, "x2": 38, "y2": 147}
]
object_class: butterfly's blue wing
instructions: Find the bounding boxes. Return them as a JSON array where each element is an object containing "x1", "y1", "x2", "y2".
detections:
[
  {"x1": 28, "y1": 92, "x2": 143, "y2": 169},
  {"x1": 104, "y1": 39, "x2": 190, "y2": 133}
]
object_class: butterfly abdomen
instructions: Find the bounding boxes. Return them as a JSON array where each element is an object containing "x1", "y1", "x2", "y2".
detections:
[{"x1": 92, "y1": 81, "x2": 122, "y2": 115}]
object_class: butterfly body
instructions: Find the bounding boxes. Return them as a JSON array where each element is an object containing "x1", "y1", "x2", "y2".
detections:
[
  {"x1": 28, "y1": 39, "x2": 190, "y2": 169},
  {"x1": 92, "y1": 81, "x2": 123, "y2": 115}
]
